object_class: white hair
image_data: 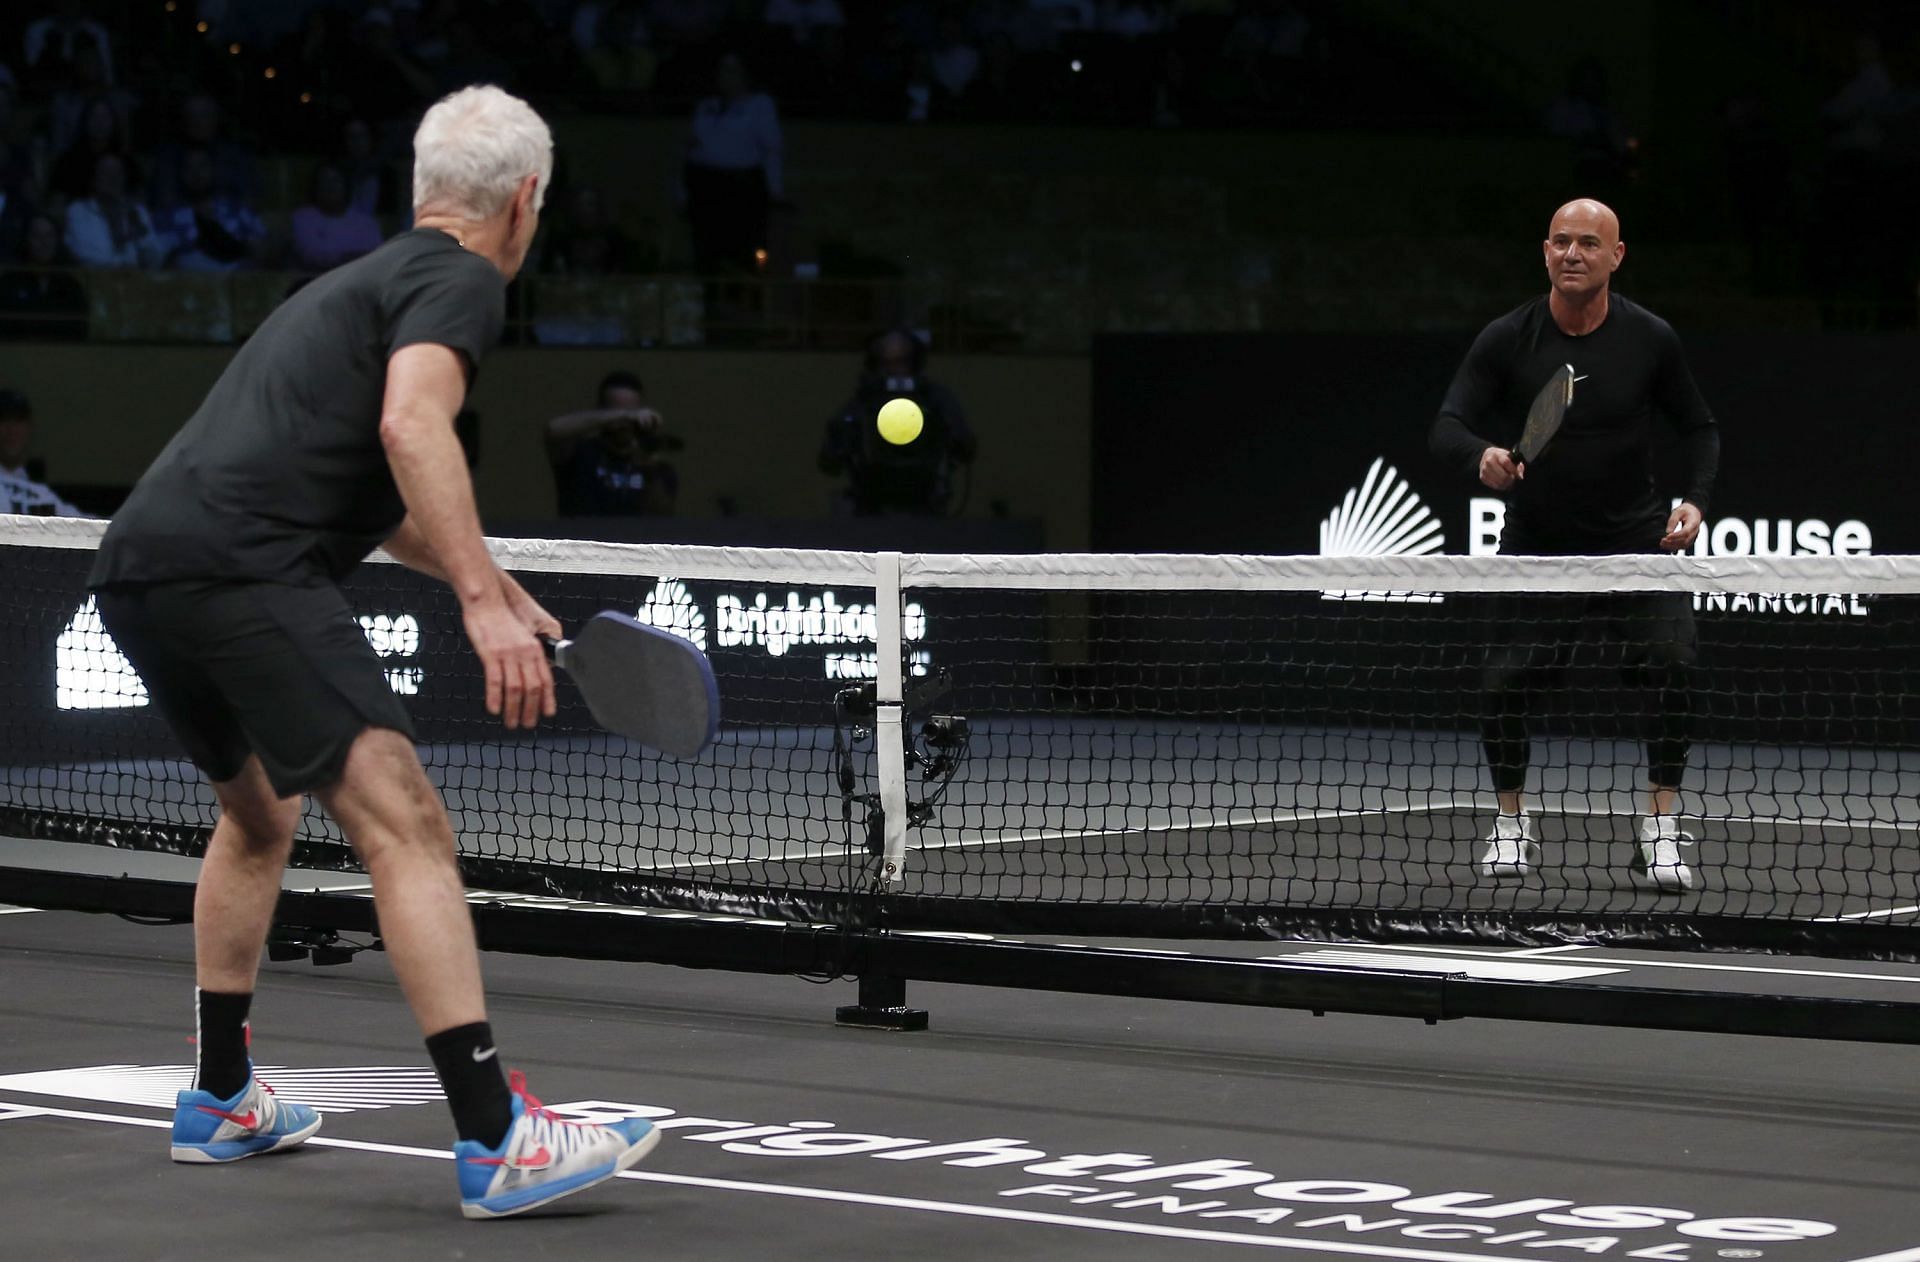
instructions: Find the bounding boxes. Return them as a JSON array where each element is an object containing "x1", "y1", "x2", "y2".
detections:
[{"x1": 411, "y1": 85, "x2": 553, "y2": 220}]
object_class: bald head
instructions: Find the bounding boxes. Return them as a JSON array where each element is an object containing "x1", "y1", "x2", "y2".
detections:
[
  {"x1": 1543, "y1": 197, "x2": 1624, "y2": 305},
  {"x1": 1549, "y1": 198, "x2": 1620, "y2": 245}
]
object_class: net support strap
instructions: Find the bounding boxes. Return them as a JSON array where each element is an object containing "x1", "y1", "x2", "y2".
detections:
[{"x1": 872, "y1": 551, "x2": 909, "y2": 887}]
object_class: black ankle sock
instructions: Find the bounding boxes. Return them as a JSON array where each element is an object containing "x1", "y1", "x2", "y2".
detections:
[
  {"x1": 194, "y1": 989, "x2": 253, "y2": 1100},
  {"x1": 426, "y1": 1021, "x2": 513, "y2": 1148}
]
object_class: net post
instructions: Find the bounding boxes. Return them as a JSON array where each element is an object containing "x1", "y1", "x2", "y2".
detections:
[
  {"x1": 836, "y1": 552, "x2": 926, "y2": 1031},
  {"x1": 833, "y1": 971, "x2": 929, "y2": 1031},
  {"x1": 873, "y1": 551, "x2": 909, "y2": 887}
]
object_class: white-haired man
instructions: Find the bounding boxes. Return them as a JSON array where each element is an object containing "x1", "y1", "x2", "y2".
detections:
[{"x1": 89, "y1": 87, "x2": 658, "y2": 1219}]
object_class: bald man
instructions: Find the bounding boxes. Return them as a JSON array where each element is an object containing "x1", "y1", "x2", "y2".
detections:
[{"x1": 1431, "y1": 199, "x2": 1720, "y2": 890}]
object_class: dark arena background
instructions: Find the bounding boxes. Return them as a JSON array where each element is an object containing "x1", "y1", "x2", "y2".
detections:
[{"x1": 5, "y1": 2, "x2": 1920, "y2": 1257}]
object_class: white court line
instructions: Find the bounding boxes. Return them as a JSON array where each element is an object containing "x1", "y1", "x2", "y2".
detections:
[
  {"x1": 1816, "y1": 905, "x2": 1920, "y2": 923},
  {"x1": 0, "y1": 1098, "x2": 1612, "y2": 1262},
  {"x1": 1501, "y1": 945, "x2": 1593, "y2": 957},
  {"x1": 613, "y1": 801, "x2": 1917, "y2": 875},
  {"x1": 1324, "y1": 941, "x2": 1920, "y2": 986},
  {"x1": 1845, "y1": 1249, "x2": 1920, "y2": 1262},
  {"x1": 606, "y1": 804, "x2": 1431, "y2": 874},
  {"x1": 0, "y1": 906, "x2": 42, "y2": 916}
]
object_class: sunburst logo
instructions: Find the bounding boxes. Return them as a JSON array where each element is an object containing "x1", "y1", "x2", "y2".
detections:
[
  {"x1": 637, "y1": 578, "x2": 707, "y2": 651},
  {"x1": 0, "y1": 1063, "x2": 444, "y2": 1112},
  {"x1": 56, "y1": 596, "x2": 149, "y2": 710},
  {"x1": 1319, "y1": 458, "x2": 1444, "y2": 603}
]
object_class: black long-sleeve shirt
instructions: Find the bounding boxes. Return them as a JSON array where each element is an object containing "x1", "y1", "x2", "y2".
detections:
[{"x1": 1430, "y1": 294, "x2": 1720, "y2": 553}]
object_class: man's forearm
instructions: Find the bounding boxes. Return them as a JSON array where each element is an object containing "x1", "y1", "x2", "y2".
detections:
[
  {"x1": 389, "y1": 514, "x2": 543, "y2": 615},
  {"x1": 1683, "y1": 424, "x2": 1721, "y2": 514},
  {"x1": 382, "y1": 514, "x2": 451, "y2": 581},
  {"x1": 1429, "y1": 413, "x2": 1490, "y2": 475},
  {"x1": 381, "y1": 411, "x2": 499, "y2": 606}
]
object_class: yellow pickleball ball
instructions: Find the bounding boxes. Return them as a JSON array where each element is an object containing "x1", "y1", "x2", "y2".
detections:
[{"x1": 876, "y1": 397, "x2": 924, "y2": 445}]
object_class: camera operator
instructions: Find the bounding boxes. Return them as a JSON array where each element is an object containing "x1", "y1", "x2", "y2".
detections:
[
  {"x1": 545, "y1": 370, "x2": 681, "y2": 516},
  {"x1": 819, "y1": 329, "x2": 975, "y2": 516}
]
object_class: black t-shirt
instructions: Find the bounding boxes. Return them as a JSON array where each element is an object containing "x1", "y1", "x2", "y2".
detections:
[
  {"x1": 91, "y1": 229, "x2": 503, "y2": 586},
  {"x1": 1430, "y1": 294, "x2": 1720, "y2": 552},
  {"x1": 555, "y1": 439, "x2": 679, "y2": 516}
]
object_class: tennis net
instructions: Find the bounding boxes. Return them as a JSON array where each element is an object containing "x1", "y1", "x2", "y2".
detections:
[{"x1": 5, "y1": 513, "x2": 1919, "y2": 960}]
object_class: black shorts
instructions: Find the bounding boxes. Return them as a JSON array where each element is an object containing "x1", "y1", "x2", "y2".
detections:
[{"x1": 93, "y1": 579, "x2": 415, "y2": 797}]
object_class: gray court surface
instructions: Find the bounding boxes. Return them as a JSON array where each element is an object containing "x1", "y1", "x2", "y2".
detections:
[
  {"x1": 5, "y1": 890, "x2": 1920, "y2": 1262},
  {"x1": 6, "y1": 719, "x2": 1920, "y2": 1258}
]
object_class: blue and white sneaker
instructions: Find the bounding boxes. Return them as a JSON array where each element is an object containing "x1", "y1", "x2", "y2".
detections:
[
  {"x1": 171, "y1": 1068, "x2": 322, "y2": 1163},
  {"x1": 455, "y1": 1071, "x2": 658, "y2": 1219}
]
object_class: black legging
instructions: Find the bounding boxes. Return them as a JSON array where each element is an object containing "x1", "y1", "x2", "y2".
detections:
[{"x1": 1481, "y1": 590, "x2": 1697, "y2": 793}]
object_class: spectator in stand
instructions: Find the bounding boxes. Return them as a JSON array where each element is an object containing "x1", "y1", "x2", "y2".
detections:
[
  {"x1": 432, "y1": 18, "x2": 515, "y2": 95},
  {"x1": 0, "y1": 213, "x2": 88, "y2": 339},
  {"x1": 931, "y1": 14, "x2": 981, "y2": 102},
  {"x1": 542, "y1": 185, "x2": 639, "y2": 275},
  {"x1": 151, "y1": 92, "x2": 260, "y2": 212},
  {"x1": 572, "y1": 1, "x2": 617, "y2": 54},
  {"x1": 1101, "y1": 0, "x2": 1170, "y2": 38},
  {"x1": 291, "y1": 161, "x2": 385, "y2": 272},
  {"x1": 354, "y1": 8, "x2": 440, "y2": 125},
  {"x1": 46, "y1": 42, "x2": 135, "y2": 161},
  {"x1": 0, "y1": 71, "x2": 37, "y2": 232},
  {"x1": 1823, "y1": 34, "x2": 1896, "y2": 155},
  {"x1": 1227, "y1": 0, "x2": 1310, "y2": 58},
  {"x1": 904, "y1": 50, "x2": 938, "y2": 122},
  {"x1": 406, "y1": 0, "x2": 460, "y2": 70},
  {"x1": 0, "y1": 390, "x2": 86, "y2": 516},
  {"x1": 546, "y1": 371, "x2": 680, "y2": 517},
  {"x1": 764, "y1": 0, "x2": 845, "y2": 46},
  {"x1": 22, "y1": 1, "x2": 115, "y2": 93},
  {"x1": 1218, "y1": 0, "x2": 1313, "y2": 116},
  {"x1": 340, "y1": 117, "x2": 400, "y2": 218},
  {"x1": 64, "y1": 153, "x2": 163, "y2": 268},
  {"x1": 579, "y1": 3, "x2": 659, "y2": 97},
  {"x1": 682, "y1": 52, "x2": 782, "y2": 274},
  {"x1": 157, "y1": 147, "x2": 267, "y2": 272},
  {"x1": 1022, "y1": 0, "x2": 1095, "y2": 44},
  {"x1": 48, "y1": 95, "x2": 133, "y2": 201},
  {"x1": 269, "y1": 7, "x2": 346, "y2": 142}
]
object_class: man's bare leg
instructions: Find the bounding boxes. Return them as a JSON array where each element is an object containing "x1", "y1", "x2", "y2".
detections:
[
  {"x1": 1497, "y1": 790, "x2": 1525, "y2": 817},
  {"x1": 171, "y1": 761, "x2": 324, "y2": 1163},
  {"x1": 191, "y1": 757, "x2": 301, "y2": 1097},
  {"x1": 317, "y1": 726, "x2": 511, "y2": 1150},
  {"x1": 1647, "y1": 785, "x2": 1679, "y2": 817},
  {"x1": 316, "y1": 727, "x2": 486, "y2": 1035},
  {"x1": 199, "y1": 758, "x2": 301, "y2": 993}
]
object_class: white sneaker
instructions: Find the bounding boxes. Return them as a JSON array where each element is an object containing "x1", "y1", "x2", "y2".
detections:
[
  {"x1": 1478, "y1": 813, "x2": 1538, "y2": 879},
  {"x1": 454, "y1": 1071, "x2": 660, "y2": 1219},
  {"x1": 1632, "y1": 815, "x2": 1695, "y2": 891}
]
